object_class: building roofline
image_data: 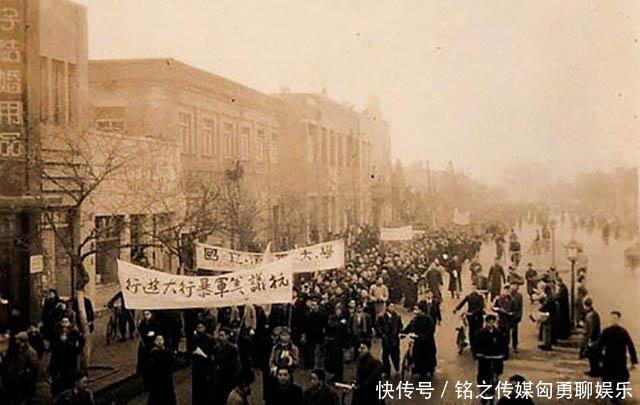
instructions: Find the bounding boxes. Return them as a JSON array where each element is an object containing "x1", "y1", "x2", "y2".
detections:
[{"x1": 89, "y1": 58, "x2": 278, "y2": 104}]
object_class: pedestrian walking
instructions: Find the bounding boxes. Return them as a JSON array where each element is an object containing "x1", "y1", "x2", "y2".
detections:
[
  {"x1": 488, "y1": 259, "x2": 506, "y2": 302},
  {"x1": 579, "y1": 297, "x2": 601, "y2": 377},
  {"x1": 376, "y1": 303, "x2": 403, "y2": 376},
  {"x1": 352, "y1": 340, "x2": 385, "y2": 405},
  {"x1": 509, "y1": 283, "x2": 524, "y2": 353},
  {"x1": 596, "y1": 311, "x2": 638, "y2": 401}
]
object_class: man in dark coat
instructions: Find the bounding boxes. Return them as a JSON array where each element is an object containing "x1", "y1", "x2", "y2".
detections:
[
  {"x1": 475, "y1": 314, "x2": 507, "y2": 405},
  {"x1": 191, "y1": 322, "x2": 216, "y2": 405},
  {"x1": 454, "y1": 283, "x2": 486, "y2": 354},
  {"x1": 145, "y1": 335, "x2": 177, "y2": 405},
  {"x1": 301, "y1": 300, "x2": 326, "y2": 369},
  {"x1": 596, "y1": 311, "x2": 638, "y2": 400},
  {"x1": 5, "y1": 332, "x2": 38, "y2": 404},
  {"x1": 212, "y1": 327, "x2": 242, "y2": 405},
  {"x1": 488, "y1": 259, "x2": 506, "y2": 302},
  {"x1": 425, "y1": 261, "x2": 443, "y2": 302},
  {"x1": 403, "y1": 307, "x2": 437, "y2": 378},
  {"x1": 524, "y1": 264, "x2": 538, "y2": 303},
  {"x1": 579, "y1": 297, "x2": 601, "y2": 376},
  {"x1": 509, "y1": 283, "x2": 524, "y2": 353},
  {"x1": 49, "y1": 327, "x2": 84, "y2": 397},
  {"x1": 492, "y1": 285, "x2": 515, "y2": 356},
  {"x1": 418, "y1": 290, "x2": 442, "y2": 328},
  {"x1": 137, "y1": 310, "x2": 163, "y2": 377},
  {"x1": 376, "y1": 303, "x2": 403, "y2": 376},
  {"x1": 352, "y1": 340, "x2": 385, "y2": 405},
  {"x1": 350, "y1": 303, "x2": 374, "y2": 361},
  {"x1": 538, "y1": 285, "x2": 557, "y2": 351},
  {"x1": 324, "y1": 307, "x2": 348, "y2": 382},
  {"x1": 267, "y1": 367, "x2": 303, "y2": 405},
  {"x1": 555, "y1": 278, "x2": 571, "y2": 340},
  {"x1": 302, "y1": 369, "x2": 341, "y2": 405}
]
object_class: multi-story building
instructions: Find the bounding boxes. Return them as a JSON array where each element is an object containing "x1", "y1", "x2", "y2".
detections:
[
  {"x1": 0, "y1": 0, "x2": 88, "y2": 317},
  {"x1": 89, "y1": 59, "x2": 283, "y2": 250},
  {"x1": 274, "y1": 91, "x2": 379, "y2": 241}
]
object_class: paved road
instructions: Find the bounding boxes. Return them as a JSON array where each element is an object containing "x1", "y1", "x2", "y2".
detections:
[{"x1": 128, "y1": 221, "x2": 640, "y2": 404}]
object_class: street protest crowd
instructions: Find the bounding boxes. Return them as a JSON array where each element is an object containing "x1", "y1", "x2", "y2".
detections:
[{"x1": 0, "y1": 211, "x2": 638, "y2": 405}]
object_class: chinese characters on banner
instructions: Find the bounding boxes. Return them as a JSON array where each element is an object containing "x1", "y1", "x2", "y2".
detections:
[
  {"x1": 380, "y1": 226, "x2": 414, "y2": 241},
  {"x1": 0, "y1": 1, "x2": 24, "y2": 160},
  {"x1": 195, "y1": 239, "x2": 345, "y2": 273},
  {"x1": 117, "y1": 258, "x2": 293, "y2": 310}
]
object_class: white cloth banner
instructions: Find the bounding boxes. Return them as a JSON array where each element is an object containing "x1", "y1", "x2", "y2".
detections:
[
  {"x1": 117, "y1": 259, "x2": 293, "y2": 310},
  {"x1": 195, "y1": 239, "x2": 345, "y2": 273},
  {"x1": 380, "y1": 226, "x2": 413, "y2": 241}
]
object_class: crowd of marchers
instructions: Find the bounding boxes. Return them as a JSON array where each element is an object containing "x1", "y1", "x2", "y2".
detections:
[{"x1": 0, "y1": 213, "x2": 638, "y2": 405}]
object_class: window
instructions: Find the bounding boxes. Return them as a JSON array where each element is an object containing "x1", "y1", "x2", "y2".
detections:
[
  {"x1": 307, "y1": 123, "x2": 317, "y2": 163},
  {"x1": 321, "y1": 128, "x2": 328, "y2": 164},
  {"x1": 179, "y1": 111, "x2": 195, "y2": 154},
  {"x1": 329, "y1": 131, "x2": 336, "y2": 166},
  {"x1": 96, "y1": 119, "x2": 124, "y2": 134},
  {"x1": 40, "y1": 57, "x2": 49, "y2": 121},
  {"x1": 223, "y1": 122, "x2": 235, "y2": 157},
  {"x1": 67, "y1": 63, "x2": 76, "y2": 124},
  {"x1": 240, "y1": 126, "x2": 250, "y2": 160},
  {"x1": 202, "y1": 117, "x2": 216, "y2": 156},
  {"x1": 270, "y1": 132, "x2": 278, "y2": 163},
  {"x1": 51, "y1": 59, "x2": 65, "y2": 125},
  {"x1": 256, "y1": 129, "x2": 265, "y2": 162},
  {"x1": 337, "y1": 134, "x2": 344, "y2": 167}
]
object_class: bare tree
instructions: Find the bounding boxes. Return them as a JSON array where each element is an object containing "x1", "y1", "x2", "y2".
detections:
[
  {"x1": 140, "y1": 173, "x2": 224, "y2": 272},
  {"x1": 276, "y1": 192, "x2": 307, "y2": 250},
  {"x1": 218, "y1": 161, "x2": 265, "y2": 251},
  {"x1": 39, "y1": 129, "x2": 144, "y2": 368}
]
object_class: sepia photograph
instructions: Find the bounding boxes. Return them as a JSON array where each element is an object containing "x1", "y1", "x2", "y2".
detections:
[{"x1": 0, "y1": 0, "x2": 638, "y2": 404}]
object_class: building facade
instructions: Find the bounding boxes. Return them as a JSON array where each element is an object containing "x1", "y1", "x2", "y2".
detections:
[
  {"x1": 89, "y1": 59, "x2": 283, "y2": 251},
  {"x1": 0, "y1": 0, "x2": 88, "y2": 318},
  {"x1": 274, "y1": 92, "x2": 382, "y2": 242}
]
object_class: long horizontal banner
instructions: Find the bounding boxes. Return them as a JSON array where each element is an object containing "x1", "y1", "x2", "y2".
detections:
[
  {"x1": 117, "y1": 259, "x2": 293, "y2": 310},
  {"x1": 380, "y1": 226, "x2": 413, "y2": 241},
  {"x1": 195, "y1": 239, "x2": 345, "y2": 273}
]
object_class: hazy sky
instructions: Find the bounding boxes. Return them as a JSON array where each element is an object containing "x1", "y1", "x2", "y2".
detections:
[{"x1": 78, "y1": 0, "x2": 639, "y2": 182}]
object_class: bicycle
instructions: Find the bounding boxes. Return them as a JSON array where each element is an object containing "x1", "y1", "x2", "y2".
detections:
[
  {"x1": 399, "y1": 332, "x2": 417, "y2": 380},
  {"x1": 455, "y1": 313, "x2": 468, "y2": 355},
  {"x1": 477, "y1": 354, "x2": 504, "y2": 405}
]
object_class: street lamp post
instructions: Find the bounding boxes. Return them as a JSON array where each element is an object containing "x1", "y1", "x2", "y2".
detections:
[
  {"x1": 550, "y1": 219, "x2": 557, "y2": 267},
  {"x1": 565, "y1": 240, "x2": 581, "y2": 329}
]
